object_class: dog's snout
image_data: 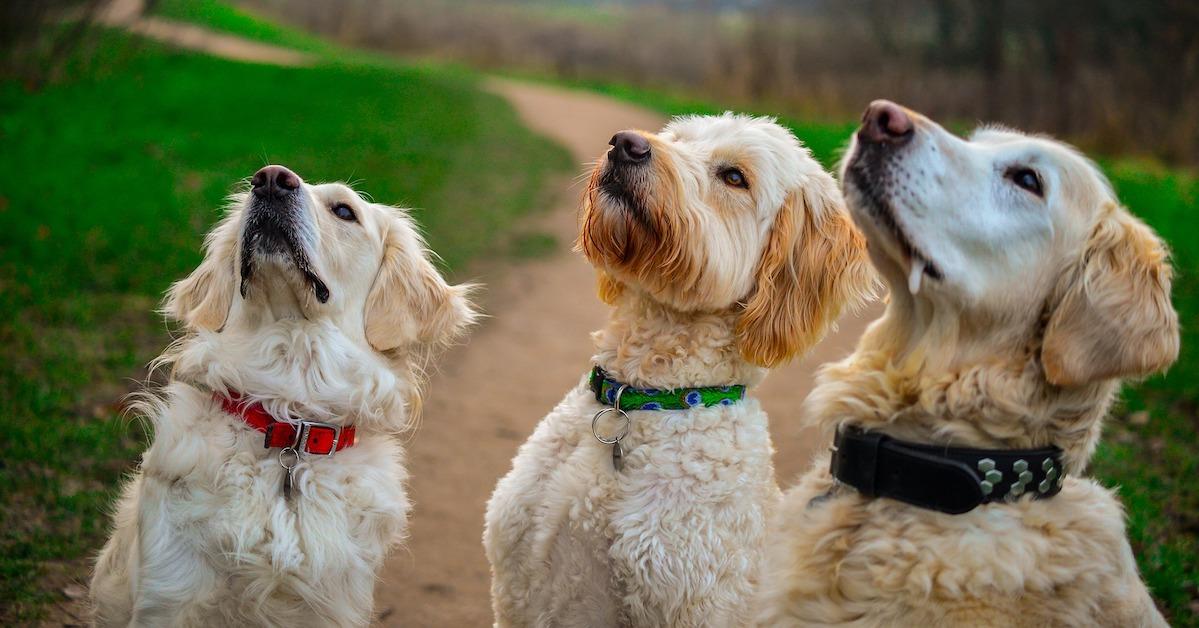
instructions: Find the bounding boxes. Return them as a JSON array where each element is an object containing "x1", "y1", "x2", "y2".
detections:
[
  {"x1": 859, "y1": 100, "x2": 914, "y2": 145},
  {"x1": 608, "y1": 131, "x2": 651, "y2": 164},
  {"x1": 251, "y1": 165, "x2": 301, "y2": 199}
]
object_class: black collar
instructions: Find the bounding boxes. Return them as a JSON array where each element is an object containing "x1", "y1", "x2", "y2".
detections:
[{"x1": 830, "y1": 425, "x2": 1065, "y2": 514}]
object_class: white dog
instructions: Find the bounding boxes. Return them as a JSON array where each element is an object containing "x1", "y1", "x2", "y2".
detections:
[
  {"x1": 90, "y1": 165, "x2": 476, "y2": 627},
  {"x1": 484, "y1": 114, "x2": 875, "y2": 627},
  {"x1": 755, "y1": 102, "x2": 1178, "y2": 626}
]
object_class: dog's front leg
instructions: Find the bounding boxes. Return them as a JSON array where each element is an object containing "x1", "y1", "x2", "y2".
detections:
[
  {"x1": 125, "y1": 476, "x2": 220, "y2": 627},
  {"x1": 92, "y1": 474, "x2": 143, "y2": 628}
]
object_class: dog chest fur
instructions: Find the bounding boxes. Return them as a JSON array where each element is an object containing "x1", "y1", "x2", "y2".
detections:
[
  {"x1": 92, "y1": 383, "x2": 409, "y2": 627},
  {"x1": 757, "y1": 459, "x2": 1158, "y2": 627},
  {"x1": 485, "y1": 383, "x2": 780, "y2": 627}
]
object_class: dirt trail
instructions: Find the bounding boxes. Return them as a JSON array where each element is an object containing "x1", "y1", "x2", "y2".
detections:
[
  {"x1": 98, "y1": 0, "x2": 314, "y2": 66},
  {"x1": 372, "y1": 79, "x2": 882, "y2": 626}
]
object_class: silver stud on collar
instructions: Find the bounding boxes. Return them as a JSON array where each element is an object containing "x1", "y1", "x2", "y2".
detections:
[
  {"x1": 978, "y1": 459, "x2": 1002, "y2": 496},
  {"x1": 980, "y1": 461, "x2": 1003, "y2": 483},
  {"x1": 1006, "y1": 459, "x2": 1033, "y2": 501},
  {"x1": 1042, "y1": 458, "x2": 1062, "y2": 493}
]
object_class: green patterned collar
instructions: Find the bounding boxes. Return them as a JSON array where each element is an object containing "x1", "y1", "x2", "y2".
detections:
[{"x1": 588, "y1": 366, "x2": 746, "y2": 411}]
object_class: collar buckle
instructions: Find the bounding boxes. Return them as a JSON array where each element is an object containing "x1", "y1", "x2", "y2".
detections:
[
  {"x1": 295, "y1": 420, "x2": 342, "y2": 457},
  {"x1": 219, "y1": 391, "x2": 354, "y2": 456}
]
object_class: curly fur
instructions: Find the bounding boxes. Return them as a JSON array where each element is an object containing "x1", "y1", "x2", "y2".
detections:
[
  {"x1": 90, "y1": 172, "x2": 476, "y2": 627},
  {"x1": 756, "y1": 107, "x2": 1177, "y2": 627},
  {"x1": 485, "y1": 114, "x2": 874, "y2": 627}
]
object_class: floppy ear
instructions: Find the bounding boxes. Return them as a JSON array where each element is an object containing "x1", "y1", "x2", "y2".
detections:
[
  {"x1": 737, "y1": 175, "x2": 875, "y2": 368},
  {"x1": 364, "y1": 212, "x2": 478, "y2": 352},
  {"x1": 164, "y1": 213, "x2": 239, "y2": 331},
  {"x1": 1041, "y1": 205, "x2": 1179, "y2": 387}
]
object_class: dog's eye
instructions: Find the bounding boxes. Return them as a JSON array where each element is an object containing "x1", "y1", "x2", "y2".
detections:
[
  {"x1": 719, "y1": 168, "x2": 748, "y2": 189},
  {"x1": 331, "y1": 203, "x2": 357, "y2": 222},
  {"x1": 1007, "y1": 167, "x2": 1043, "y2": 197}
]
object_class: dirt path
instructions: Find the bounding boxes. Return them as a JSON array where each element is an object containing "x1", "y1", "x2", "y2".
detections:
[
  {"x1": 98, "y1": 0, "x2": 314, "y2": 66},
  {"x1": 371, "y1": 79, "x2": 882, "y2": 627}
]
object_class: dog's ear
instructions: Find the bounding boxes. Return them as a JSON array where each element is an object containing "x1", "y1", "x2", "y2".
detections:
[
  {"x1": 365, "y1": 210, "x2": 478, "y2": 352},
  {"x1": 737, "y1": 175, "x2": 875, "y2": 368},
  {"x1": 1041, "y1": 205, "x2": 1179, "y2": 387},
  {"x1": 164, "y1": 213, "x2": 239, "y2": 331}
]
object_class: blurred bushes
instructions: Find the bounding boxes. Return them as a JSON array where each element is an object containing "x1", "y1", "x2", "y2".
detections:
[{"x1": 241, "y1": 0, "x2": 1199, "y2": 165}]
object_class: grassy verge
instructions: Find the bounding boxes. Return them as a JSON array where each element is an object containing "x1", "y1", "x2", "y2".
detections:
[
  {"x1": 557, "y1": 79, "x2": 1199, "y2": 625},
  {"x1": 0, "y1": 20, "x2": 568, "y2": 623}
]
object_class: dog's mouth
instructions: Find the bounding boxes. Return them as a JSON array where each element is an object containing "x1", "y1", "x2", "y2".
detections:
[
  {"x1": 594, "y1": 161, "x2": 656, "y2": 234},
  {"x1": 239, "y1": 200, "x2": 330, "y2": 303},
  {"x1": 845, "y1": 150, "x2": 943, "y2": 294}
]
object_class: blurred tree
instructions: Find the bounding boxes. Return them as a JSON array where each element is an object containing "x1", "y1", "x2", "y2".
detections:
[
  {"x1": 1, "y1": 0, "x2": 108, "y2": 88},
  {"x1": 973, "y1": 0, "x2": 1003, "y2": 120}
]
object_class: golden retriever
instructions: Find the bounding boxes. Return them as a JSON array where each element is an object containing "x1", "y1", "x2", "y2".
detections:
[
  {"x1": 484, "y1": 114, "x2": 875, "y2": 627},
  {"x1": 90, "y1": 165, "x2": 476, "y2": 627},
  {"x1": 755, "y1": 102, "x2": 1178, "y2": 627}
]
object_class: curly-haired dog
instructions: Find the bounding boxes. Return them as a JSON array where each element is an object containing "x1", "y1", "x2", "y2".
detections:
[
  {"x1": 755, "y1": 102, "x2": 1179, "y2": 627},
  {"x1": 484, "y1": 114, "x2": 875, "y2": 627},
  {"x1": 90, "y1": 166, "x2": 476, "y2": 627}
]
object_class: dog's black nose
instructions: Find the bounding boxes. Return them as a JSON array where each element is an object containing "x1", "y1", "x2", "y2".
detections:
[
  {"x1": 859, "y1": 100, "x2": 914, "y2": 145},
  {"x1": 609, "y1": 131, "x2": 651, "y2": 164},
  {"x1": 251, "y1": 165, "x2": 301, "y2": 199}
]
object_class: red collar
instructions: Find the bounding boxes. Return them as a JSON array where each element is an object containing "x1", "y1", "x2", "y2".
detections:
[{"x1": 217, "y1": 391, "x2": 356, "y2": 456}]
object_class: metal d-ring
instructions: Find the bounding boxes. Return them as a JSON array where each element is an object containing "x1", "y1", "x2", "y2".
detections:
[
  {"x1": 592, "y1": 384, "x2": 631, "y2": 445},
  {"x1": 278, "y1": 446, "x2": 300, "y2": 470}
]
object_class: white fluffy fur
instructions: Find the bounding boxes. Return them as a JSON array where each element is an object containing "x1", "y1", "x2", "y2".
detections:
[
  {"x1": 756, "y1": 106, "x2": 1177, "y2": 627},
  {"x1": 485, "y1": 114, "x2": 873, "y2": 627},
  {"x1": 90, "y1": 172, "x2": 475, "y2": 627}
]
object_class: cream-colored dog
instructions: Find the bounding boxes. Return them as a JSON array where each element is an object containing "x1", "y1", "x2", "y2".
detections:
[
  {"x1": 755, "y1": 102, "x2": 1179, "y2": 627},
  {"x1": 484, "y1": 114, "x2": 874, "y2": 627},
  {"x1": 90, "y1": 165, "x2": 476, "y2": 627}
]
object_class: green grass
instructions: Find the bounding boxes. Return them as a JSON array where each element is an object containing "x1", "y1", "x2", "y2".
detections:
[
  {"x1": 563, "y1": 79, "x2": 1199, "y2": 625},
  {"x1": 0, "y1": 25, "x2": 568, "y2": 623}
]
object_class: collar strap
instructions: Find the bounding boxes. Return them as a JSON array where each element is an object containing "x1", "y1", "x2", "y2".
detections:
[
  {"x1": 589, "y1": 366, "x2": 746, "y2": 411},
  {"x1": 217, "y1": 392, "x2": 356, "y2": 456},
  {"x1": 831, "y1": 425, "x2": 1064, "y2": 515}
]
